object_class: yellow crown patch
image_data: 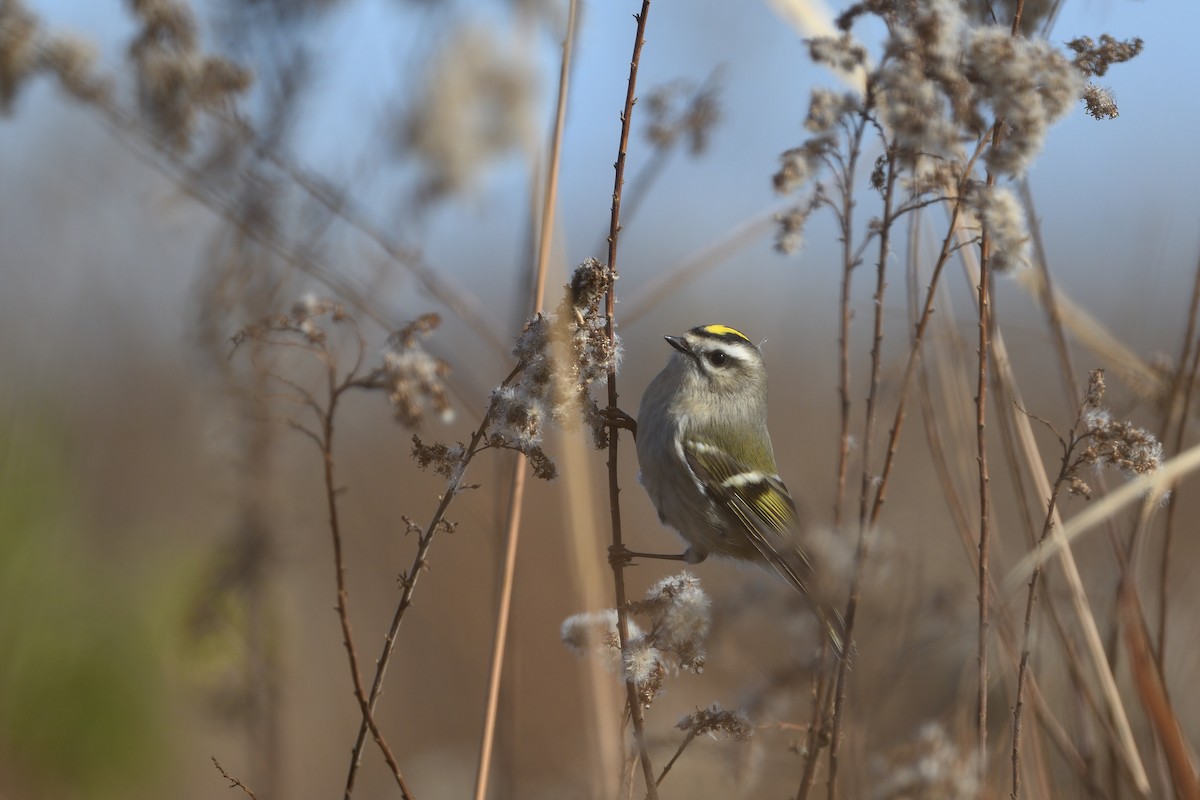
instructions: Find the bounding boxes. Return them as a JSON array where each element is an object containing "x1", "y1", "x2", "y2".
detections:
[{"x1": 695, "y1": 324, "x2": 751, "y2": 343}]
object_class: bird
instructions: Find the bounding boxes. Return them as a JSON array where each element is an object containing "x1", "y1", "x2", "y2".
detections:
[{"x1": 634, "y1": 323, "x2": 843, "y2": 653}]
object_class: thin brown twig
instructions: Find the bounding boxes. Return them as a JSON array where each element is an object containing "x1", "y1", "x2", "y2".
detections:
[
  {"x1": 978, "y1": 0, "x2": 1024, "y2": 746},
  {"x1": 831, "y1": 114, "x2": 870, "y2": 530},
  {"x1": 654, "y1": 732, "x2": 698, "y2": 787},
  {"x1": 212, "y1": 756, "x2": 259, "y2": 800},
  {"x1": 796, "y1": 642, "x2": 834, "y2": 800},
  {"x1": 343, "y1": 363, "x2": 524, "y2": 798},
  {"x1": 603, "y1": 3, "x2": 658, "y2": 798},
  {"x1": 976, "y1": 175, "x2": 996, "y2": 782},
  {"x1": 857, "y1": 143, "x2": 897, "y2": 532},
  {"x1": 314, "y1": 343, "x2": 414, "y2": 800},
  {"x1": 472, "y1": 6, "x2": 577, "y2": 796},
  {"x1": 1012, "y1": 424, "x2": 1079, "y2": 799}
]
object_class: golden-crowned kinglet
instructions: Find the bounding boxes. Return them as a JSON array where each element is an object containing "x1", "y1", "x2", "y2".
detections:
[{"x1": 636, "y1": 324, "x2": 842, "y2": 651}]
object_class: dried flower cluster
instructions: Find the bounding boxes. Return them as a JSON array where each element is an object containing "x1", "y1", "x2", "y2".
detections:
[
  {"x1": 676, "y1": 703, "x2": 753, "y2": 743},
  {"x1": 409, "y1": 437, "x2": 467, "y2": 484},
  {"x1": 401, "y1": 24, "x2": 536, "y2": 200},
  {"x1": 556, "y1": 257, "x2": 622, "y2": 447},
  {"x1": 0, "y1": 0, "x2": 109, "y2": 112},
  {"x1": 383, "y1": 313, "x2": 453, "y2": 429},
  {"x1": 1067, "y1": 34, "x2": 1145, "y2": 78},
  {"x1": 1066, "y1": 370, "x2": 1163, "y2": 497},
  {"x1": 231, "y1": 292, "x2": 343, "y2": 348},
  {"x1": 563, "y1": 572, "x2": 712, "y2": 707},
  {"x1": 1081, "y1": 409, "x2": 1163, "y2": 479},
  {"x1": 773, "y1": 1, "x2": 1141, "y2": 261},
  {"x1": 1066, "y1": 32, "x2": 1142, "y2": 119},
  {"x1": 870, "y1": 724, "x2": 980, "y2": 800},
  {"x1": 127, "y1": 0, "x2": 252, "y2": 151},
  {"x1": 290, "y1": 293, "x2": 346, "y2": 343},
  {"x1": 866, "y1": 0, "x2": 1084, "y2": 176}
]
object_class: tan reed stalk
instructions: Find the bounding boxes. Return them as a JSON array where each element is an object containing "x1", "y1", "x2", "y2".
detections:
[
  {"x1": 473, "y1": 4, "x2": 579, "y2": 796},
  {"x1": 1155, "y1": 251, "x2": 1200, "y2": 676}
]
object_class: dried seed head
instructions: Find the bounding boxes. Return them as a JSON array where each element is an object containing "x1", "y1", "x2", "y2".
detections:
[
  {"x1": 383, "y1": 314, "x2": 453, "y2": 428},
  {"x1": 1081, "y1": 408, "x2": 1163, "y2": 477},
  {"x1": 676, "y1": 703, "x2": 753, "y2": 742}
]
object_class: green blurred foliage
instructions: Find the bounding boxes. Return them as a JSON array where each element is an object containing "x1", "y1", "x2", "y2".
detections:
[{"x1": 0, "y1": 413, "x2": 168, "y2": 798}]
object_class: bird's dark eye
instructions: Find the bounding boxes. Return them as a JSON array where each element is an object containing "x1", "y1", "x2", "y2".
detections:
[{"x1": 707, "y1": 350, "x2": 728, "y2": 367}]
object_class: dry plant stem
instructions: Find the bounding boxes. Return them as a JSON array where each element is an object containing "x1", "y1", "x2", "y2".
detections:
[
  {"x1": 796, "y1": 648, "x2": 834, "y2": 800},
  {"x1": 603, "y1": 3, "x2": 658, "y2": 798},
  {"x1": 311, "y1": 368, "x2": 413, "y2": 800},
  {"x1": 1012, "y1": 439, "x2": 1075, "y2": 799},
  {"x1": 212, "y1": 756, "x2": 259, "y2": 800},
  {"x1": 832, "y1": 117, "x2": 869, "y2": 529},
  {"x1": 976, "y1": 176, "x2": 996, "y2": 777},
  {"x1": 978, "y1": 0, "x2": 1021, "y2": 740},
  {"x1": 343, "y1": 365, "x2": 523, "y2": 799},
  {"x1": 472, "y1": 6, "x2": 576, "y2": 796},
  {"x1": 857, "y1": 145, "x2": 897, "y2": 530},
  {"x1": 1119, "y1": 579, "x2": 1200, "y2": 800},
  {"x1": 654, "y1": 732, "x2": 697, "y2": 787},
  {"x1": 908, "y1": 217, "x2": 975, "y2": 540},
  {"x1": 1156, "y1": 250, "x2": 1200, "y2": 675},
  {"x1": 473, "y1": 465, "x2": 528, "y2": 800}
]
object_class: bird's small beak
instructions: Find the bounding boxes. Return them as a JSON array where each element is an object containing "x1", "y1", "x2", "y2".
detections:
[{"x1": 665, "y1": 335, "x2": 690, "y2": 356}]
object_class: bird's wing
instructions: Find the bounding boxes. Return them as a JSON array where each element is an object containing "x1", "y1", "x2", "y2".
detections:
[
  {"x1": 682, "y1": 438, "x2": 848, "y2": 655},
  {"x1": 681, "y1": 438, "x2": 811, "y2": 593}
]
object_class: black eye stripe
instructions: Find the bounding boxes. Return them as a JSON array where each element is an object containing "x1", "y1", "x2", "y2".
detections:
[{"x1": 707, "y1": 350, "x2": 728, "y2": 366}]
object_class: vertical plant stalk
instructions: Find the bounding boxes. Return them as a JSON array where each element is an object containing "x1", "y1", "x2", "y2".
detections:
[
  {"x1": 1011, "y1": 436, "x2": 1077, "y2": 799},
  {"x1": 832, "y1": 117, "x2": 869, "y2": 528},
  {"x1": 604, "y1": 2, "x2": 658, "y2": 797},
  {"x1": 473, "y1": 3, "x2": 577, "y2": 796},
  {"x1": 1156, "y1": 251, "x2": 1200, "y2": 676},
  {"x1": 976, "y1": 181, "x2": 994, "y2": 776},
  {"x1": 857, "y1": 145, "x2": 896, "y2": 530},
  {"x1": 796, "y1": 645, "x2": 834, "y2": 800},
  {"x1": 1119, "y1": 578, "x2": 1200, "y2": 800},
  {"x1": 975, "y1": 0, "x2": 1032, "y2": 766}
]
